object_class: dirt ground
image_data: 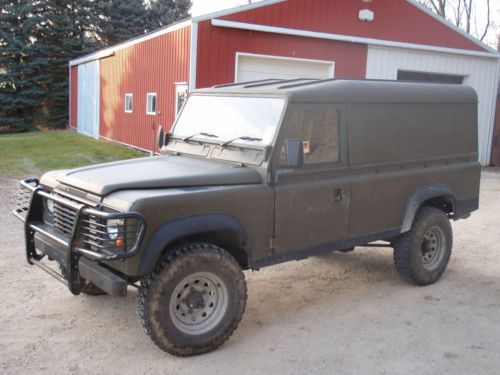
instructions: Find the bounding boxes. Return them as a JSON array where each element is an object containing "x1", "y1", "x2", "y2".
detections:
[{"x1": 1, "y1": 172, "x2": 500, "y2": 375}]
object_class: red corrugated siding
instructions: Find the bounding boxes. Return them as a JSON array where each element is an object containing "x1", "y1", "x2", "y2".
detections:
[
  {"x1": 70, "y1": 66, "x2": 78, "y2": 128},
  {"x1": 99, "y1": 25, "x2": 191, "y2": 151},
  {"x1": 221, "y1": 0, "x2": 484, "y2": 52},
  {"x1": 196, "y1": 21, "x2": 367, "y2": 88}
]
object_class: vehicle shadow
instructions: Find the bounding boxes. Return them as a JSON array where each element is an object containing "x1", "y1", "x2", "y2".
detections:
[{"x1": 78, "y1": 245, "x2": 500, "y2": 354}]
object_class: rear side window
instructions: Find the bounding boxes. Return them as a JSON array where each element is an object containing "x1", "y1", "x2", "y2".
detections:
[{"x1": 279, "y1": 106, "x2": 340, "y2": 166}]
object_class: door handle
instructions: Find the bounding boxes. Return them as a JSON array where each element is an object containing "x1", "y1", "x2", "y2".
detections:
[{"x1": 334, "y1": 189, "x2": 345, "y2": 202}]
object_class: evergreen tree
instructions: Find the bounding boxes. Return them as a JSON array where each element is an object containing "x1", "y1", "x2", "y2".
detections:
[
  {"x1": 100, "y1": 0, "x2": 149, "y2": 46},
  {"x1": 0, "y1": 1, "x2": 46, "y2": 131},
  {"x1": 37, "y1": 0, "x2": 101, "y2": 128},
  {"x1": 100, "y1": 0, "x2": 192, "y2": 46},
  {"x1": 146, "y1": 0, "x2": 191, "y2": 30},
  {"x1": 0, "y1": 0, "x2": 192, "y2": 132}
]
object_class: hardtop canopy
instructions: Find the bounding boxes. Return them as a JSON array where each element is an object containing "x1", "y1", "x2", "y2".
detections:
[{"x1": 193, "y1": 78, "x2": 478, "y2": 104}]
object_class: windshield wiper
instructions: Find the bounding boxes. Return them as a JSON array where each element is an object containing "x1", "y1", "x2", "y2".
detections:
[
  {"x1": 220, "y1": 136, "x2": 263, "y2": 148},
  {"x1": 182, "y1": 132, "x2": 219, "y2": 143}
]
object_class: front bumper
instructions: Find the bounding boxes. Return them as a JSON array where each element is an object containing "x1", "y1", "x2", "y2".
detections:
[{"x1": 13, "y1": 178, "x2": 146, "y2": 296}]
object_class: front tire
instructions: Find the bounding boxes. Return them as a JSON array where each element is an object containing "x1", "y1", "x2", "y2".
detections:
[
  {"x1": 393, "y1": 207, "x2": 453, "y2": 285},
  {"x1": 138, "y1": 243, "x2": 247, "y2": 356}
]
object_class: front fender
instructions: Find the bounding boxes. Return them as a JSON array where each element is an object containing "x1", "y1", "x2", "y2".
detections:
[
  {"x1": 136, "y1": 214, "x2": 248, "y2": 275},
  {"x1": 401, "y1": 184, "x2": 456, "y2": 233}
]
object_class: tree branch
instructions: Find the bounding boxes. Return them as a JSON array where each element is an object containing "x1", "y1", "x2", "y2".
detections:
[{"x1": 478, "y1": 0, "x2": 490, "y2": 42}]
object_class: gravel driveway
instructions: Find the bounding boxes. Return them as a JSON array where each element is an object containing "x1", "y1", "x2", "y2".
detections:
[{"x1": 1, "y1": 172, "x2": 500, "y2": 375}]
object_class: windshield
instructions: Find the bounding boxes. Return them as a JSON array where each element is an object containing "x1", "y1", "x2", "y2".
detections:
[{"x1": 171, "y1": 95, "x2": 286, "y2": 146}]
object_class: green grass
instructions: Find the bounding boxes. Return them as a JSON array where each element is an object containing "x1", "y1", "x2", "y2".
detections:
[{"x1": 0, "y1": 130, "x2": 145, "y2": 176}]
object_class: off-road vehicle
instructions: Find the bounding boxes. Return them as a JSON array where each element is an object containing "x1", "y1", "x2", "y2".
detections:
[{"x1": 14, "y1": 78, "x2": 480, "y2": 356}]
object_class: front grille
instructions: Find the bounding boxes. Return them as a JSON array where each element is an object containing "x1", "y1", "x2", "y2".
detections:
[
  {"x1": 53, "y1": 198, "x2": 78, "y2": 235},
  {"x1": 15, "y1": 183, "x2": 35, "y2": 216}
]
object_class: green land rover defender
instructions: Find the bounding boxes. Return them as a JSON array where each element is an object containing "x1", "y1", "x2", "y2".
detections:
[{"x1": 14, "y1": 79, "x2": 480, "y2": 356}]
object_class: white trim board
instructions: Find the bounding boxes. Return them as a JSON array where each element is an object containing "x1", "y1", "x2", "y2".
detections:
[
  {"x1": 99, "y1": 135, "x2": 152, "y2": 154},
  {"x1": 211, "y1": 19, "x2": 499, "y2": 60},
  {"x1": 235, "y1": 52, "x2": 335, "y2": 82},
  {"x1": 189, "y1": 21, "x2": 198, "y2": 91},
  {"x1": 68, "y1": 66, "x2": 72, "y2": 127}
]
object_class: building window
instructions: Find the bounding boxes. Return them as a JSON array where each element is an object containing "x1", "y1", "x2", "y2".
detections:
[
  {"x1": 175, "y1": 83, "x2": 188, "y2": 116},
  {"x1": 279, "y1": 106, "x2": 340, "y2": 166},
  {"x1": 124, "y1": 93, "x2": 133, "y2": 113},
  {"x1": 146, "y1": 93, "x2": 157, "y2": 115},
  {"x1": 397, "y1": 70, "x2": 464, "y2": 84}
]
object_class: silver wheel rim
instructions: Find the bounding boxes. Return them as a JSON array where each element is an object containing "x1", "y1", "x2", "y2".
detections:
[
  {"x1": 420, "y1": 226, "x2": 446, "y2": 271},
  {"x1": 170, "y1": 272, "x2": 228, "y2": 335}
]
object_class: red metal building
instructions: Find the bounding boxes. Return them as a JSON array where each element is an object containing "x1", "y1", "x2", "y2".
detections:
[{"x1": 69, "y1": 0, "x2": 500, "y2": 164}]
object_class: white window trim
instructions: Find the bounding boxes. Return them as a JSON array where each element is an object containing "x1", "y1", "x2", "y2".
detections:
[
  {"x1": 146, "y1": 92, "x2": 157, "y2": 115},
  {"x1": 234, "y1": 52, "x2": 335, "y2": 83},
  {"x1": 124, "y1": 93, "x2": 133, "y2": 113}
]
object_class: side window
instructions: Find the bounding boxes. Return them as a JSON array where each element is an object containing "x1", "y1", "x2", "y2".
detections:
[
  {"x1": 279, "y1": 106, "x2": 340, "y2": 166},
  {"x1": 146, "y1": 93, "x2": 157, "y2": 115},
  {"x1": 124, "y1": 93, "x2": 133, "y2": 113}
]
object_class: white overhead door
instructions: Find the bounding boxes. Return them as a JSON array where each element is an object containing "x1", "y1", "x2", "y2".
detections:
[
  {"x1": 366, "y1": 45, "x2": 500, "y2": 166},
  {"x1": 77, "y1": 60, "x2": 100, "y2": 139},
  {"x1": 236, "y1": 53, "x2": 335, "y2": 82}
]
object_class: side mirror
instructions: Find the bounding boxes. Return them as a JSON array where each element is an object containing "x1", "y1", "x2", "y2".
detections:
[
  {"x1": 284, "y1": 139, "x2": 304, "y2": 168},
  {"x1": 157, "y1": 126, "x2": 165, "y2": 148}
]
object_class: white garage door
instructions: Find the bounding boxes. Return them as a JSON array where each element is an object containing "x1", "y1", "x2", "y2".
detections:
[
  {"x1": 236, "y1": 53, "x2": 334, "y2": 82},
  {"x1": 77, "y1": 60, "x2": 100, "y2": 139}
]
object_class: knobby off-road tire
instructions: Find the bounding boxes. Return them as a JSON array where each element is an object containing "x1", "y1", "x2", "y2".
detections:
[
  {"x1": 138, "y1": 243, "x2": 247, "y2": 356},
  {"x1": 394, "y1": 207, "x2": 453, "y2": 286}
]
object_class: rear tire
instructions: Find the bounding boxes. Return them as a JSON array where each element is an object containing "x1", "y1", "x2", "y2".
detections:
[
  {"x1": 394, "y1": 207, "x2": 452, "y2": 285},
  {"x1": 138, "y1": 243, "x2": 247, "y2": 356}
]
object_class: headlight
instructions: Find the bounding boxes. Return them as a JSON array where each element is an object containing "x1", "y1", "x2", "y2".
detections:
[
  {"x1": 106, "y1": 218, "x2": 124, "y2": 240},
  {"x1": 46, "y1": 199, "x2": 54, "y2": 214}
]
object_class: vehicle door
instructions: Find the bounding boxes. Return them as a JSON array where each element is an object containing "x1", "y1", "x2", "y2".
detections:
[{"x1": 272, "y1": 103, "x2": 350, "y2": 254}]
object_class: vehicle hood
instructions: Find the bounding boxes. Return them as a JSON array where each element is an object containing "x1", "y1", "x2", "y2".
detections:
[{"x1": 55, "y1": 155, "x2": 261, "y2": 196}]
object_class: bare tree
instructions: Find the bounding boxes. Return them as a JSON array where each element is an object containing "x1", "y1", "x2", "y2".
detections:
[
  {"x1": 426, "y1": 0, "x2": 447, "y2": 18},
  {"x1": 476, "y1": 0, "x2": 490, "y2": 42},
  {"x1": 420, "y1": 0, "x2": 492, "y2": 42},
  {"x1": 462, "y1": 0, "x2": 472, "y2": 33}
]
